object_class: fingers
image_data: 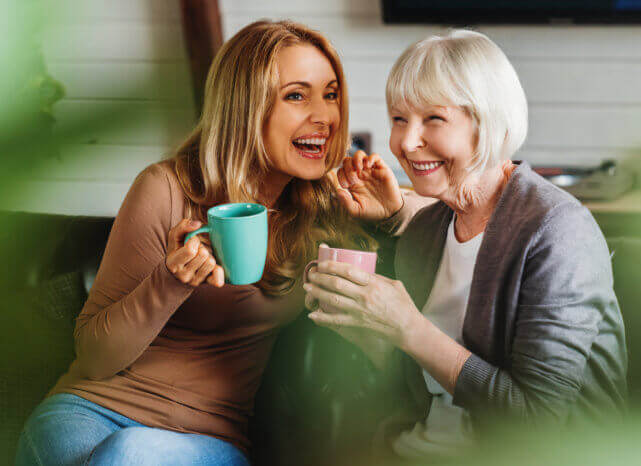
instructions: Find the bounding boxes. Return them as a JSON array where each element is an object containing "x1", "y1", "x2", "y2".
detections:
[
  {"x1": 168, "y1": 219, "x2": 202, "y2": 252},
  {"x1": 366, "y1": 153, "x2": 383, "y2": 171},
  {"x1": 326, "y1": 170, "x2": 341, "y2": 190},
  {"x1": 352, "y1": 150, "x2": 366, "y2": 172},
  {"x1": 206, "y1": 265, "x2": 225, "y2": 288},
  {"x1": 303, "y1": 282, "x2": 361, "y2": 315},
  {"x1": 336, "y1": 167, "x2": 350, "y2": 189},
  {"x1": 179, "y1": 244, "x2": 210, "y2": 284},
  {"x1": 308, "y1": 309, "x2": 361, "y2": 328},
  {"x1": 305, "y1": 293, "x2": 319, "y2": 312},
  {"x1": 339, "y1": 152, "x2": 385, "y2": 186},
  {"x1": 306, "y1": 267, "x2": 366, "y2": 301},
  {"x1": 316, "y1": 260, "x2": 371, "y2": 286},
  {"x1": 190, "y1": 252, "x2": 217, "y2": 287},
  {"x1": 342, "y1": 157, "x2": 360, "y2": 186},
  {"x1": 168, "y1": 244, "x2": 222, "y2": 287},
  {"x1": 334, "y1": 189, "x2": 360, "y2": 217},
  {"x1": 166, "y1": 237, "x2": 199, "y2": 273}
]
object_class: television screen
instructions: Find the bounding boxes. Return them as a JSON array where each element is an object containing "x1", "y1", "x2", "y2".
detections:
[{"x1": 382, "y1": 0, "x2": 641, "y2": 24}]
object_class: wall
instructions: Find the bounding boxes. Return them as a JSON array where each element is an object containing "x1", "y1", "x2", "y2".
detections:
[
  {"x1": 9, "y1": 0, "x2": 196, "y2": 216},
  {"x1": 221, "y1": 0, "x2": 641, "y2": 185},
  {"x1": 10, "y1": 0, "x2": 641, "y2": 215}
]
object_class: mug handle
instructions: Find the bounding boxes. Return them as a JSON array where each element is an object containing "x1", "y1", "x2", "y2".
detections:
[
  {"x1": 184, "y1": 225, "x2": 211, "y2": 245},
  {"x1": 303, "y1": 260, "x2": 319, "y2": 283}
]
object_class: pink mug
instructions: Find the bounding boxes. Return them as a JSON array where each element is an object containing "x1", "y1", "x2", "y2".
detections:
[{"x1": 304, "y1": 244, "x2": 377, "y2": 282}]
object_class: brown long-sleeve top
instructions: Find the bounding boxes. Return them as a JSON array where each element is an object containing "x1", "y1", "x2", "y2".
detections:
[{"x1": 48, "y1": 162, "x2": 303, "y2": 453}]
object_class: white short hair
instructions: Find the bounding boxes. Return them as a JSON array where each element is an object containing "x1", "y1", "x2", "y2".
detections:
[{"x1": 386, "y1": 29, "x2": 528, "y2": 173}]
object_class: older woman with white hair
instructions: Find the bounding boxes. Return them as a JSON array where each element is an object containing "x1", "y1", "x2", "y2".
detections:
[{"x1": 304, "y1": 30, "x2": 627, "y2": 460}]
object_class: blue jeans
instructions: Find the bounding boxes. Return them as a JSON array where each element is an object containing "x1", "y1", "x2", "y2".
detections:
[{"x1": 15, "y1": 393, "x2": 250, "y2": 466}]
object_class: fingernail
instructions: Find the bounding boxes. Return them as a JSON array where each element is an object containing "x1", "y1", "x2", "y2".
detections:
[{"x1": 303, "y1": 284, "x2": 312, "y2": 291}]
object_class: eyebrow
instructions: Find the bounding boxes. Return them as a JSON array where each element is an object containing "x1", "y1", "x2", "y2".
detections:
[{"x1": 281, "y1": 79, "x2": 338, "y2": 90}]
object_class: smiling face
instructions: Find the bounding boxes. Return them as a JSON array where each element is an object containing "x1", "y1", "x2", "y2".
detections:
[
  {"x1": 262, "y1": 44, "x2": 341, "y2": 182},
  {"x1": 389, "y1": 104, "x2": 477, "y2": 201}
]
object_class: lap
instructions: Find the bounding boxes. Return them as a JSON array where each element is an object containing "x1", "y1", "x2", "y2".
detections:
[
  {"x1": 88, "y1": 426, "x2": 249, "y2": 466},
  {"x1": 16, "y1": 394, "x2": 124, "y2": 466},
  {"x1": 16, "y1": 393, "x2": 249, "y2": 466}
]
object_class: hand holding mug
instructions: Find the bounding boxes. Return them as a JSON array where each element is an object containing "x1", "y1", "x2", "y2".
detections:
[
  {"x1": 183, "y1": 203, "x2": 268, "y2": 285},
  {"x1": 166, "y1": 219, "x2": 225, "y2": 287},
  {"x1": 332, "y1": 150, "x2": 403, "y2": 222}
]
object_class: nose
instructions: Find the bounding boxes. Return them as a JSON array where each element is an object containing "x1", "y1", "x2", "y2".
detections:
[
  {"x1": 309, "y1": 95, "x2": 331, "y2": 125},
  {"x1": 400, "y1": 122, "x2": 425, "y2": 155}
]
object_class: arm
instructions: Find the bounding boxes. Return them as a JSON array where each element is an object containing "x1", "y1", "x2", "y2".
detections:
[
  {"x1": 376, "y1": 189, "x2": 436, "y2": 237},
  {"x1": 73, "y1": 164, "x2": 195, "y2": 380},
  {"x1": 307, "y1": 202, "x2": 617, "y2": 425}
]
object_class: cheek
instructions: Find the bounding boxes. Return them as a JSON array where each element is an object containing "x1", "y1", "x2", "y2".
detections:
[{"x1": 389, "y1": 128, "x2": 402, "y2": 157}]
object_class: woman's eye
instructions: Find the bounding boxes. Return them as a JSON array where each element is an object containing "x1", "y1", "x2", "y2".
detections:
[
  {"x1": 325, "y1": 91, "x2": 338, "y2": 100},
  {"x1": 286, "y1": 92, "x2": 304, "y2": 101},
  {"x1": 427, "y1": 115, "x2": 445, "y2": 122},
  {"x1": 392, "y1": 116, "x2": 406, "y2": 123}
]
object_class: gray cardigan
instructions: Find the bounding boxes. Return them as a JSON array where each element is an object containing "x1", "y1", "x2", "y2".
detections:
[{"x1": 379, "y1": 162, "x2": 627, "y2": 434}]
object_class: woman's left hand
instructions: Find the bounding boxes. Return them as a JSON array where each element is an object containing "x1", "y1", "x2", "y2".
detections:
[{"x1": 304, "y1": 260, "x2": 421, "y2": 349}]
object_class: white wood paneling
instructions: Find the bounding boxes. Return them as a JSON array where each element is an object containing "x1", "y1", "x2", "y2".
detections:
[
  {"x1": 44, "y1": 23, "x2": 187, "y2": 61},
  {"x1": 53, "y1": 0, "x2": 181, "y2": 22},
  {"x1": 20, "y1": 0, "x2": 640, "y2": 216},
  {"x1": 224, "y1": 16, "x2": 641, "y2": 59},
  {"x1": 219, "y1": 0, "x2": 380, "y2": 16},
  {"x1": 345, "y1": 60, "x2": 641, "y2": 104},
  {"x1": 49, "y1": 62, "x2": 193, "y2": 101},
  {"x1": 52, "y1": 100, "x2": 195, "y2": 147},
  {"x1": 6, "y1": 180, "x2": 132, "y2": 217},
  {"x1": 31, "y1": 145, "x2": 170, "y2": 182}
]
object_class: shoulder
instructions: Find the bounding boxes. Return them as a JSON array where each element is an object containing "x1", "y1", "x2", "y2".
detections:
[
  {"x1": 402, "y1": 200, "x2": 451, "y2": 238},
  {"x1": 493, "y1": 162, "x2": 601, "y2": 241},
  {"x1": 501, "y1": 162, "x2": 583, "y2": 223},
  {"x1": 133, "y1": 161, "x2": 180, "y2": 195},
  {"x1": 500, "y1": 163, "x2": 609, "y2": 270},
  {"x1": 132, "y1": 160, "x2": 186, "y2": 216}
]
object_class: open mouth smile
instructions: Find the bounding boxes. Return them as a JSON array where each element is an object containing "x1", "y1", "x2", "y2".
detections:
[
  {"x1": 292, "y1": 135, "x2": 328, "y2": 160},
  {"x1": 406, "y1": 158, "x2": 445, "y2": 176}
]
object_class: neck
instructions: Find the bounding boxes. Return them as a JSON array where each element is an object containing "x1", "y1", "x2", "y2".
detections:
[
  {"x1": 445, "y1": 161, "x2": 515, "y2": 242},
  {"x1": 258, "y1": 170, "x2": 293, "y2": 209}
]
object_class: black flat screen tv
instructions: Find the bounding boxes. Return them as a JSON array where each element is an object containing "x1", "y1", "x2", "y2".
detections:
[{"x1": 382, "y1": 1, "x2": 641, "y2": 24}]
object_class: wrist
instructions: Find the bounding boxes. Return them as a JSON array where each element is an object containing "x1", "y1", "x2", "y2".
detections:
[
  {"x1": 385, "y1": 194, "x2": 405, "y2": 220},
  {"x1": 398, "y1": 307, "x2": 430, "y2": 355}
]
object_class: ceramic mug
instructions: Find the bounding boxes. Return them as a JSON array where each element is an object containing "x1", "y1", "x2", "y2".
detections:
[
  {"x1": 184, "y1": 203, "x2": 268, "y2": 285},
  {"x1": 304, "y1": 244, "x2": 377, "y2": 282}
]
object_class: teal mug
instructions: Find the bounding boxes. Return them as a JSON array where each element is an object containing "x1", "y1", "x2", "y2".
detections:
[{"x1": 184, "y1": 203, "x2": 268, "y2": 285}]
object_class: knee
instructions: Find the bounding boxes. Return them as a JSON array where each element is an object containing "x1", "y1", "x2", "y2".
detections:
[{"x1": 87, "y1": 427, "x2": 183, "y2": 465}]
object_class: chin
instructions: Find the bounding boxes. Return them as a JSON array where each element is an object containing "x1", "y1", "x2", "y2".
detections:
[
  {"x1": 294, "y1": 167, "x2": 326, "y2": 181},
  {"x1": 409, "y1": 178, "x2": 439, "y2": 198}
]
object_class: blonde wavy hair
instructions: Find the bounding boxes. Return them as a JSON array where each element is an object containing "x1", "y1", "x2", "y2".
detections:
[{"x1": 169, "y1": 20, "x2": 375, "y2": 296}]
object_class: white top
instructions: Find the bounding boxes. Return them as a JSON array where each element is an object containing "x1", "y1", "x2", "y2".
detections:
[{"x1": 393, "y1": 216, "x2": 483, "y2": 459}]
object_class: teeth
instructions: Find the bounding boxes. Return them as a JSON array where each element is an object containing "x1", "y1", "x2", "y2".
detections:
[
  {"x1": 411, "y1": 161, "x2": 442, "y2": 171},
  {"x1": 294, "y1": 137, "x2": 327, "y2": 145}
]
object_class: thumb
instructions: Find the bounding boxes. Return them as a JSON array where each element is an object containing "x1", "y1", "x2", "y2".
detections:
[
  {"x1": 335, "y1": 188, "x2": 361, "y2": 217},
  {"x1": 168, "y1": 219, "x2": 202, "y2": 251}
]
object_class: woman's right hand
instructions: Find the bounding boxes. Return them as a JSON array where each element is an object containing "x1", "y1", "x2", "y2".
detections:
[
  {"x1": 333, "y1": 150, "x2": 404, "y2": 222},
  {"x1": 165, "y1": 219, "x2": 225, "y2": 287}
]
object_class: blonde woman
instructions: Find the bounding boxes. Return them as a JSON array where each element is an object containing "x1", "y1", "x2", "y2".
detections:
[
  {"x1": 305, "y1": 30, "x2": 627, "y2": 460},
  {"x1": 16, "y1": 20, "x2": 373, "y2": 466}
]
